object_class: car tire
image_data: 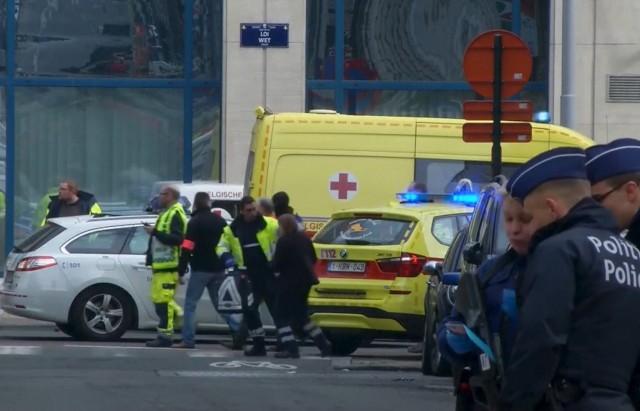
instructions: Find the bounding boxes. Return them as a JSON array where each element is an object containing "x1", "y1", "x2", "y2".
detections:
[
  {"x1": 325, "y1": 332, "x2": 362, "y2": 356},
  {"x1": 55, "y1": 322, "x2": 81, "y2": 340},
  {"x1": 71, "y1": 285, "x2": 134, "y2": 342},
  {"x1": 422, "y1": 314, "x2": 451, "y2": 376}
]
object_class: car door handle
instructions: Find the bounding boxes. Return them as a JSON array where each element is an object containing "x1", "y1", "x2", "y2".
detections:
[{"x1": 132, "y1": 264, "x2": 151, "y2": 271}]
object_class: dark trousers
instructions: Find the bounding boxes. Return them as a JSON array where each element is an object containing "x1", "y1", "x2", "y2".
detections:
[
  {"x1": 244, "y1": 271, "x2": 277, "y2": 338},
  {"x1": 563, "y1": 387, "x2": 634, "y2": 411},
  {"x1": 274, "y1": 283, "x2": 312, "y2": 333}
]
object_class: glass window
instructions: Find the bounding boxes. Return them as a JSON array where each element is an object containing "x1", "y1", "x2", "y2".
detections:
[
  {"x1": 314, "y1": 217, "x2": 414, "y2": 246},
  {"x1": 122, "y1": 226, "x2": 150, "y2": 255},
  {"x1": 339, "y1": 0, "x2": 548, "y2": 82},
  {"x1": 16, "y1": 0, "x2": 185, "y2": 78},
  {"x1": 432, "y1": 215, "x2": 458, "y2": 246},
  {"x1": 308, "y1": 89, "x2": 336, "y2": 112},
  {"x1": 494, "y1": 203, "x2": 510, "y2": 255},
  {"x1": 192, "y1": 0, "x2": 223, "y2": 80},
  {"x1": 0, "y1": 0, "x2": 5, "y2": 75},
  {"x1": 457, "y1": 215, "x2": 471, "y2": 230},
  {"x1": 65, "y1": 228, "x2": 130, "y2": 254},
  {"x1": 192, "y1": 88, "x2": 221, "y2": 181},
  {"x1": 415, "y1": 159, "x2": 520, "y2": 195},
  {"x1": 306, "y1": 0, "x2": 336, "y2": 80},
  {"x1": 14, "y1": 87, "x2": 183, "y2": 243},
  {"x1": 343, "y1": 90, "x2": 476, "y2": 117},
  {"x1": 14, "y1": 222, "x2": 66, "y2": 253},
  {"x1": 442, "y1": 226, "x2": 468, "y2": 273}
]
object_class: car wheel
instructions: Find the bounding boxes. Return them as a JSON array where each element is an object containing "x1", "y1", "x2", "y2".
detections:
[
  {"x1": 55, "y1": 322, "x2": 81, "y2": 340},
  {"x1": 71, "y1": 285, "x2": 133, "y2": 342},
  {"x1": 325, "y1": 332, "x2": 362, "y2": 356},
  {"x1": 422, "y1": 315, "x2": 451, "y2": 376}
]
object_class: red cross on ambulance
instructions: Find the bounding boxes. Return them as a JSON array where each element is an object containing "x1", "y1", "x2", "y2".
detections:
[{"x1": 329, "y1": 172, "x2": 358, "y2": 201}]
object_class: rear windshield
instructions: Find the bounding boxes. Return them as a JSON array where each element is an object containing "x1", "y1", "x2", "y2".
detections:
[
  {"x1": 314, "y1": 217, "x2": 414, "y2": 246},
  {"x1": 14, "y1": 222, "x2": 66, "y2": 253}
]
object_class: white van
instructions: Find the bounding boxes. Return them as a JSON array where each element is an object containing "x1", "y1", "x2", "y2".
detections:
[{"x1": 146, "y1": 180, "x2": 244, "y2": 220}]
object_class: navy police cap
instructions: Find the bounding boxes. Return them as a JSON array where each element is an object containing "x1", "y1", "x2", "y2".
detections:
[
  {"x1": 585, "y1": 138, "x2": 640, "y2": 184},
  {"x1": 507, "y1": 147, "x2": 587, "y2": 201}
]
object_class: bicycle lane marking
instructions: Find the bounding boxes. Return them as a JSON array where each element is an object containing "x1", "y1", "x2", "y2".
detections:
[{"x1": 209, "y1": 360, "x2": 297, "y2": 371}]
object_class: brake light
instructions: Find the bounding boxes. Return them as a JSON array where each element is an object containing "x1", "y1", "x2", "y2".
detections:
[
  {"x1": 16, "y1": 257, "x2": 57, "y2": 272},
  {"x1": 376, "y1": 253, "x2": 430, "y2": 277}
]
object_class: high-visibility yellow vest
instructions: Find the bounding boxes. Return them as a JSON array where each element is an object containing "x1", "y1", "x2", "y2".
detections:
[{"x1": 151, "y1": 202, "x2": 187, "y2": 271}]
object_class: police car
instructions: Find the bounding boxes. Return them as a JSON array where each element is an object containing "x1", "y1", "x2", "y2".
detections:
[
  {"x1": 0, "y1": 213, "x2": 269, "y2": 341},
  {"x1": 308, "y1": 190, "x2": 474, "y2": 355},
  {"x1": 421, "y1": 179, "x2": 508, "y2": 376}
]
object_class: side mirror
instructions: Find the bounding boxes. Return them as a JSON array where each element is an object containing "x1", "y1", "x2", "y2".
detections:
[
  {"x1": 442, "y1": 272, "x2": 460, "y2": 286},
  {"x1": 463, "y1": 241, "x2": 484, "y2": 266},
  {"x1": 423, "y1": 260, "x2": 443, "y2": 277}
]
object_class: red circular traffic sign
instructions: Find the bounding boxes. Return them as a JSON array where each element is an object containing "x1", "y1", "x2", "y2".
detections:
[{"x1": 463, "y1": 30, "x2": 533, "y2": 99}]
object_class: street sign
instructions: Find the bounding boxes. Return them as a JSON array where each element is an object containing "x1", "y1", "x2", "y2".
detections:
[
  {"x1": 463, "y1": 100, "x2": 533, "y2": 121},
  {"x1": 463, "y1": 30, "x2": 532, "y2": 99},
  {"x1": 462, "y1": 123, "x2": 532, "y2": 143},
  {"x1": 240, "y1": 23, "x2": 289, "y2": 48}
]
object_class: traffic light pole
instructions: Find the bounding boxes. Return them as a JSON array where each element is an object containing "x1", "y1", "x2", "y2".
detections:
[{"x1": 491, "y1": 34, "x2": 503, "y2": 178}]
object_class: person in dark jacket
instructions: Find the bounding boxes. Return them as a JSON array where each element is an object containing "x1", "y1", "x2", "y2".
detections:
[
  {"x1": 437, "y1": 187, "x2": 531, "y2": 376},
  {"x1": 171, "y1": 192, "x2": 245, "y2": 349},
  {"x1": 270, "y1": 214, "x2": 332, "y2": 358},
  {"x1": 586, "y1": 138, "x2": 640, "y2": 410},
  {"x1": 272, "y1": 191, "x2": 304, "y2": 230},
  {"x1": 499, "y1": 147, "x2": 640, "y2": 411},
  {"x1": 42, "y1": 179, "x2": 102, "y2": 226}
]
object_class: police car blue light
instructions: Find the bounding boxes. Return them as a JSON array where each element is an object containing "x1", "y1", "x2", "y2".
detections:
[
  {"x1": 396, "y1": 192, "x2": 429, "y2": 203},
  {"x1": 451, "y1": 192, "x2": 479, "y2": 206},
  {"x1": 533, "y1": 111, "x2": 551, "y2": 123}
]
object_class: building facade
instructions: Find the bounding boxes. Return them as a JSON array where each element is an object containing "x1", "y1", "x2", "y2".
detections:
[{"x1": 0, "y1": 0, "x2": 638, "y2": 263}]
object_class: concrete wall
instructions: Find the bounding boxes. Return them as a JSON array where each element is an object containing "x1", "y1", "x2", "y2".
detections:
[
  {"x1": 222, "y1": 0, "x2": 306, "y2": 183},
  {"x1": 551, "y1": 0, "x2": 640, "y2": 143}
]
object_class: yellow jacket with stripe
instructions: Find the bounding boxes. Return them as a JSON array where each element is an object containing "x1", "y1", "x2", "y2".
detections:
[
  {"x1": 146, "y1": 202, "x2": 187, "y2": 272},
  {"x1": 216, "y1": 215, "x2": 279, "y2": 268}
]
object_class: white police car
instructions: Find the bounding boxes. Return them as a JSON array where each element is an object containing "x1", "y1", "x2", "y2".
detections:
[{"x1": 1, "y1": 214, "x2": 268, "y2": 341}]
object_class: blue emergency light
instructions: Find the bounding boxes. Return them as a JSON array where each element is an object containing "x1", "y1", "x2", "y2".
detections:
[
  {"x1": 396, "y1": 192, "x2": 429, "y2": 203},
  {"x1": 451, "y1": 192, "x2": 479, "y2": 206}
]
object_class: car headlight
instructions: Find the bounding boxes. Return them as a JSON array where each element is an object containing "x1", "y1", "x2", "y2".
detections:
[{"x1": 446, "y1": 285, "x2": 458, "y2": 306}]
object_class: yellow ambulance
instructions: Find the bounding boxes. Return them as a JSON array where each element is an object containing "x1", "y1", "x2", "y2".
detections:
[{"x1": 246, "y1": 107, "x2": 594, "y2": 234}]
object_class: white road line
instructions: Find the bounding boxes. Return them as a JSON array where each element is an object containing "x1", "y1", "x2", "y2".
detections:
[
  {"x1": 187, "y1": 351, "x2": 232, "y2": 358},
  {"x1": 0, "y1": 346, "x2": 42, "y2": 355},
  {"x1": 64, "y1": 344, "x2": 158, "y2": 350}
]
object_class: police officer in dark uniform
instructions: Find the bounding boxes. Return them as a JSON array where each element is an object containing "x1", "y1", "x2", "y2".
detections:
[
  {"x1": 585, "y1": 138, "x2": 640, "y2": 410},
  {"x1": 500, "y1": 147, "x2": 640, "y2": 411}
]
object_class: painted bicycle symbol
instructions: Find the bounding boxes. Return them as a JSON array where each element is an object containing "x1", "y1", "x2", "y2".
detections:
[{"x1": 209, "y1": 360, "x2": 297, "y2": 370}]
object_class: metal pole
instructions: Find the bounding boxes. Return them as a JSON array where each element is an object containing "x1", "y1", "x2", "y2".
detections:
[
  {"x1": 491, "y1": 34, "x2": 503, "y2": 178},
  {"x1": 561, "y1": 0, "x2": 576, "y2": 129}
]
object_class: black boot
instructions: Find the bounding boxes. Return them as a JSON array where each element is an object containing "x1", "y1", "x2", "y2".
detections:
[
  {"x1": 312, "y1": 332, "x2": 332, "y2": 357},
  {"x1": 231, "y1": 324, "x2": 249, "y2": 350},
  {"x1": 244, "y1": 337, "x2": 267, "y2": 357},
  {"x1": 274, "y1": 332, "x2": 300, "y2": 359}
]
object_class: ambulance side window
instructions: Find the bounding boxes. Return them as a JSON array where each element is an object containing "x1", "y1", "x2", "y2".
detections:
[{"x1": 414, "y1": 159, "x2": 520, "y2": 194}]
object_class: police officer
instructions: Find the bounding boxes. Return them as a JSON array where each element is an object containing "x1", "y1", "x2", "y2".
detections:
[
  {"x1": 585, "y1": 138, "x2": 640, "y2": 410},
  {"x1": 144, "y1": 185, "x2": 187, "y2": 348},
  {"x1": 500, "y1": 147, "x2": 640, "y2": 411},
  {"x1": 216, "y1": 195, "x2": 279, "y2": 356},
  {"x1": 41, "y1": 179, "x2": 102, "y2": 226}
]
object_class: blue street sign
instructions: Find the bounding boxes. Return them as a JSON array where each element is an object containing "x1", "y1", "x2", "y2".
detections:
[{"x1": 240, "y1": 23, "x2": 289, "y2": 48}]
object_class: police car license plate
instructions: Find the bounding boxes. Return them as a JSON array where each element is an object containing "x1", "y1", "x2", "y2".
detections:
[{"x1": 327, "y1": 262, "x2": 366, "y2": 273}]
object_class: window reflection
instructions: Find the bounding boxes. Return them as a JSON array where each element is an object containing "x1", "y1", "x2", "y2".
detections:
[
  {"x1": 192, "y1": 88, "x2": 221, "y2": 181},
  {"x1": 0, "y1": 1, "x2": 6, "y2": 74},
  {"x1": 14, "y1": 87, "x2": 183, "y2": 242},
  {"x1": 307, "y1": 0, "x2": 549, "y2": 83},
  {"x1": 193, "y1": 0, "x2": 223, "y2": 80},
  {"x1": 16, "y1": 0, "x2": 185, "y2": 77}
]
